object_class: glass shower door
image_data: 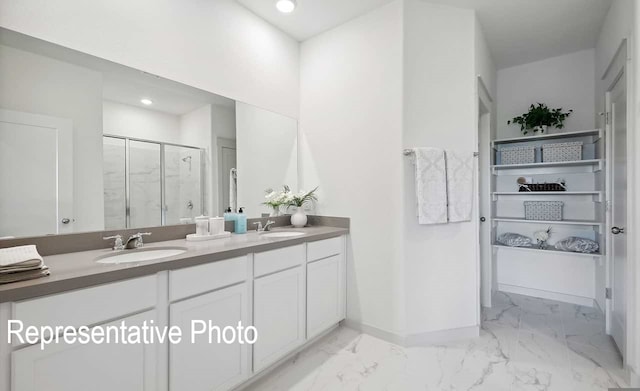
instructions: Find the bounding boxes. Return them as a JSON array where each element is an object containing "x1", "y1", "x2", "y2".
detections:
[
  {"x1": 164, "y1": 145, "x2": 202, "y2": 225},
  {"x1": 129, "y1": 140, "x2": 162, "y2": 228},
  {"x1": 103, "y1": 136, "x2": 127, "y2": 230}
]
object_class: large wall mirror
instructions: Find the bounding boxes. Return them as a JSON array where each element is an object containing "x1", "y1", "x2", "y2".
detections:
[{"x1": 0, "y1": 28, "x2": 298, "y2": 239}]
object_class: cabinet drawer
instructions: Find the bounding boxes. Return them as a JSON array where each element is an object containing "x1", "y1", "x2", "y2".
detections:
[
  {"x1": 307, "y1": 237, "x2": 342, "y2": 262},
  {"x1": 170, "y1": 256, "x2": 247, "y2": 302},
  {"x1": 12, "y1": 276, "x2": 156, "y2": 342},
  {"x1": 254, "y1": 245, "x2": 305, "y2": 278}
]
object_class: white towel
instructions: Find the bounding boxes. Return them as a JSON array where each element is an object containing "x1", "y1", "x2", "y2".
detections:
[
  {"x1": 445, "y1": 150, "x2": 475, "y2": 222},
  {"x1": 413, "y1": 148, "x2": 448, "y2": 224},
  {"x1": 0, "y1": 245, "x2": 44, "y2": 270}
]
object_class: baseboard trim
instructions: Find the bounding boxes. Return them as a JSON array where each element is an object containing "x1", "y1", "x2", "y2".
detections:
[
  {"x1": 499, "y1": 283, "x2": 595, "y2": 307},
  {"x1": 342, "y1": 319, "x2": 405, "y2": 346},
  {"x1": 343, "y1": 320, "x2": 480, "y2": 347},
  {"x1": 404, "y1": 325, "x2": 480, "y2": 346}
]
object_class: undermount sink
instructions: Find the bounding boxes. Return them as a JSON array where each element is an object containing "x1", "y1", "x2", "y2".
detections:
[
  {"x1": 261, "y1": 231, "x2": 306, "y2": 238},
  {"x1": 96, "y1": 246, "x2": 187, "y2": 264}
]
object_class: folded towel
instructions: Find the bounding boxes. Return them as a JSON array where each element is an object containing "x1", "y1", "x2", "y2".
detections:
[
  {"x1": 445, "y1": 150, "x2": 475, "y2": 222},
  {"x1": 413, "y1": 148, "x2": 448, "y2": 224},
  {"x1": 0, "y1": 266, "x2": 50, "y2": 284},
  {"x1": 0, "y1": 245, "x2": 44, "y2": 268}
]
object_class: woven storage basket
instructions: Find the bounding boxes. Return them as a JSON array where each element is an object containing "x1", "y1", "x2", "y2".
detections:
[
  {"x1": 500, "y1": 145, "x2": 535, "y2": 165},
  {"x1": 542, "y1": 142, "x2": 583, "y2": 162},
  {"x1": 524, "y1": 201, "x2": 563, "y2": 221}
]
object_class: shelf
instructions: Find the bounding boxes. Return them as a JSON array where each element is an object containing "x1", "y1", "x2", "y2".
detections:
[
  {"x1": 492, "y1": 129, "x2": 602, "y2": 145},
  {"x1": 491, "y1": 159, "x2": 603, "y2": 173},
  {"x1": 492, "y1": 191, "x2": 603, "y2": 202},
  {"x1": 492, "y1": 244, "x2": 602, "y2": 259},
  {"x1": 492, "y1": 217, "x2": 602, "y2": 228}
]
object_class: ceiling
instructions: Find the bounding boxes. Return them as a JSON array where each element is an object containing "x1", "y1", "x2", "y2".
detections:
[
  {"x1": 237, "y1": 0, "x2": 395, "y2": 41},
  {"x1": 238, "y1": 0, "x2": 612, "y2": 69}
]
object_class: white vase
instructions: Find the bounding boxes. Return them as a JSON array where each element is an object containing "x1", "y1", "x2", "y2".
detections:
[{"x1": 290, "y1": 207, "x2": 307, "y2": 228}]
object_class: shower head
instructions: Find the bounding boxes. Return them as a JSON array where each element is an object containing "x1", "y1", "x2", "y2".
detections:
[{"x1": 182, "y1": 156, "x2": 192, "y2": 162}]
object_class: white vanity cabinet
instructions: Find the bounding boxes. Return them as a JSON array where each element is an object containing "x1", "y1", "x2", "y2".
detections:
[
  {"x1": 1, "y1": 234, "x2": 347, "y2": 391},
  {"x1": 168, "y1": 256, "x2": 250, "y2": 391},
  {"x1": 8, "y1": 276, "x2": 159, "y2": 391},
  {"x1": 306, "y1": 237, "x2": 346, "y2": 339},
  {"x1": 12, "y1": 310, "x2": 159, "y2": 391},
  {"x1": 252, "y1": 245, "x2": 306, "y2": 372}
]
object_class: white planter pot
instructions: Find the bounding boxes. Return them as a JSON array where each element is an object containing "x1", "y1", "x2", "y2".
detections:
[
  {"x1": 533, "y1": 125, "x2": 548, "y2": 133},
  {"x1": 290, "y1": 208, "x2": 307, "y2": 228}
]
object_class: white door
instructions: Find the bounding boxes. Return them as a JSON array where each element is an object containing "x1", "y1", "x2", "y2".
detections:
[
  {"x1": 478, "y1": 98, "x2": 492, "y2": 308},
  {"x1": 253, "y1": 266, "x2": 305, "y2": 372},
  {"x1": 0, "y1": 109, "x2": 73, "y2": 237},
  {"x1": 170, "y1": 283, "x2": 249, "y2": 391},
  {"x1": 608, "y1": 70, "x2": 627, "y2": 358},
  {"x1": 307, "y1": 254, "x2": 345, "y2": 339},
  {"x1": 12, "y1": 311, "x2": 158, "y2": 391}
]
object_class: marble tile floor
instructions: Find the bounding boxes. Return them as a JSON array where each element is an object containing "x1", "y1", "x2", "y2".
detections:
[{"x1": 244, "y1": 291, "x2": 627, "y2": 391}]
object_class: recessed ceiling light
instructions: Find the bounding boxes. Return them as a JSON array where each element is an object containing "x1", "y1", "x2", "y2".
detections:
[
  {"x1": 276, "y1": 0, "x2": 296, "y2": 13},
  {"x1": 140, "y1": 98, "x2": 153, "y2": 105}
]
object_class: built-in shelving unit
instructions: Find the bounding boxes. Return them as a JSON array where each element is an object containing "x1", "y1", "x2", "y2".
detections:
[{"x1": 490, "y1": 128, "x2": 606, "y2": 262}]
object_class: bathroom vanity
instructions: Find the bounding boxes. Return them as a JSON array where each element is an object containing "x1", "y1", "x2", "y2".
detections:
[{"x1": 0, "y1": 227, "x2": 348, "y2": 391}]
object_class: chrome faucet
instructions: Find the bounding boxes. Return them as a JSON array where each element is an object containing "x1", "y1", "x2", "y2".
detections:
[
  {"x1": 125, "y1": 232, "x2": 152, "y2": 249},
  {"x1": 253, "y1": 220, "x2": 276, "y2": 232},
  {"x1": 103, "y1": 235, "x2": 125, "y2": 251}
]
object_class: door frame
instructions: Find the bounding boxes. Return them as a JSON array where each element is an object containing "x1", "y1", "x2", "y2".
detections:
[
  {"x1": 475, "y1": 76, "x2": 494, "y2": 318},
  {"x1": 602, "y1": 36, "x2": 637, "y2": 377},
  {"x1": 217, "y1": 137, "x2": 237, "y2": 215}
]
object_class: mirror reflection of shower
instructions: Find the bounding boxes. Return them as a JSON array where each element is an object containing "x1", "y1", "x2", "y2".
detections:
[
  {"x1": 182, "y1": 155, "x2": 192, "y2": 171},
  {"x1": 103, "y1": 136, "x2": 204, "y2": 229}
]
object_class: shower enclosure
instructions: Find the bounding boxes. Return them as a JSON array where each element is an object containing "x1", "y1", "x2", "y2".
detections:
[{"x1": 103, "y1": 135, "x2": 204, "y2": 230}]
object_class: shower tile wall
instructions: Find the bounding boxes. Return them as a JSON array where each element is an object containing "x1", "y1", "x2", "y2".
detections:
[
  {"x1": 129, "y1": 140, "x2": 162, "y2": 228},
  {"x1": 103, "y1": 137, "x2": 126, "y2": 230},
  {"x1": 165, "y1": 145, "x2": 202, "y2": 225}
]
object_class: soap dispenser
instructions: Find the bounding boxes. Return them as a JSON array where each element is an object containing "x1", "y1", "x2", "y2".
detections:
[
  {"x1": 235, "y1": 207, "x2": 247, "y2": 234},
  {"x1": 223, "y1": 207, "x2": 237, "y2": 232}
]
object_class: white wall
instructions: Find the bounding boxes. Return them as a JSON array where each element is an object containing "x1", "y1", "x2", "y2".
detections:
[
  {"x1": 402, "y1": 0, "x2": 478, "y2": 335},
  {"x1": 103, "y1": 101, "x2": 182, "y2": 144},
  {"x1": 497, "y1": 49, "x2": 596, "y2": 139},
  {"x1": 0, "y1": 0, "x2": 300, "y2": 118},
  {"x1": 236, "y1": 102, "x2": 298, "y2": 217},
  {"x1": 0, "y1": 44, "x2": 104, "y2": 233},
  {"x1": 299, "y1": 1, "x2": 405, "y2": 336}
]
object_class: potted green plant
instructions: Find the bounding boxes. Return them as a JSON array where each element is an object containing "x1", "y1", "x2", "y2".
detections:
[
  {"x1": 286, "y1": 186, "x2": 318, "y2": 228},
  {"x1": 508, "y1": 103, "x2": 573, "y2": 135}
]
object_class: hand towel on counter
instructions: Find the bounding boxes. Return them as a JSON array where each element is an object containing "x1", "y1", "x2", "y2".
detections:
[
  {"x1": 0, "y1": 244, "x2": 50, "y2": 284},
  {"x1": 445, "y1": 150, "x2": 475, "y2": 222},
  {"x1": 412, "y1": 148, "x2": 448, "y2": 224}
]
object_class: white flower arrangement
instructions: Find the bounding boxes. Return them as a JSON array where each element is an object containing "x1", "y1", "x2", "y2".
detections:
[{"x1": 263, "y1": 185, "x2": 318, "y2": 214}]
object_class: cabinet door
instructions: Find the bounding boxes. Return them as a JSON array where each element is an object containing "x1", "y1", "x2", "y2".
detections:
[
  {"x1": 12, "y1": 311, "x2": 158, "y2": 391},
  {"x1": 170, "y1": 283, "x2": 249, "y2": 391},
  {"x1": 307, "y1": 254, "x2": 345, "y2": 338},
  {"x1": 253, "y1": 266, "x2": 305, "y2": 372}
]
